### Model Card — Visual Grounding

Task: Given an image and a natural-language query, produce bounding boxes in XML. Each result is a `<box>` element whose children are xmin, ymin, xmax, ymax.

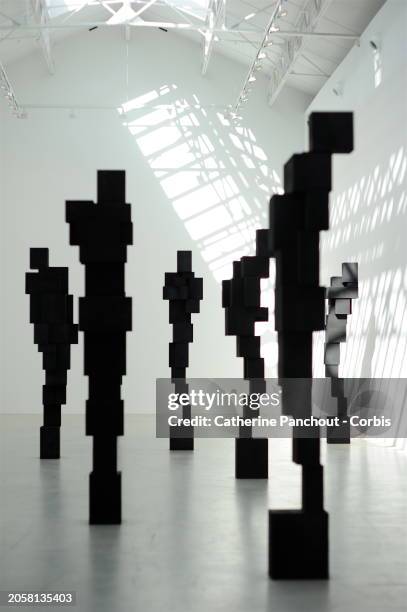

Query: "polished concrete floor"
<box><xmin>1</xmin><ymin>415</ymin><xmax>406</xmax><ymax>612</ymax></box>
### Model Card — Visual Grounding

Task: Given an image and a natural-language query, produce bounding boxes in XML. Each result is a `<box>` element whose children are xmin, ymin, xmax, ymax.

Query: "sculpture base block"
<box><xmin>40</xmin><ymin>425</ymin><xmax>60</xmax><ymax>459</ymax></box>
<box><xmin>235</xmin><ymin>438</ymin><xmax>268</xmax><ymax>479</ymax></box>
<box><xmin>170</xmin><ymin>437</ymin><xmax>194</xmax><ymax>451</ymax></box>
<box><xmin>269</xmin><ymin>509</ymin><xmax>329</xmax><ymax>579</ymax></box>
<box><xmin>89</xmin><ymin>471</ymin><xmax>121</xmax><ymax>525</ymax></box>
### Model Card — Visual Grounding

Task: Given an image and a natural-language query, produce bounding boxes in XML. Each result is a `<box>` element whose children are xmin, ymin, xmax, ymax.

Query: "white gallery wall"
<box><xmin>0</xmin><ymin>26</ymin><xmax>310</xmax><ymax>414</ymax></box>
<box><xmin>309</xmin><ymin>0</ymin><xmax>407</xmax><ymax>380</ymax></box>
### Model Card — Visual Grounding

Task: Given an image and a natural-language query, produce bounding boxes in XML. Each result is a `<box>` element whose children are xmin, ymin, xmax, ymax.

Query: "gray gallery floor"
<box><xmin>1</xmin><ymin>415</ymin><xmax>406</xmax><ymax>612</ymax></box>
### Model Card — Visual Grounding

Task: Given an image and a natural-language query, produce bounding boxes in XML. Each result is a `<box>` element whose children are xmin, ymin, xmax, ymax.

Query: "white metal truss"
<box><xmin>201</xmin><ymin>0</ymin><xmax>226</xmax><ymax>75</ymax></box>
<box><xmin>31</xmin><ymin>0</ymin><xmax>55</xmax><ymax>74</ymax></box>
<box><xmin>267</xmin><ymin>0</ymin><xmax>334</xmax><ymax>107</ymax></box>
<box><xmin>0</xmin><ymin>21</ymin><xmax>262</xmax><ymax>34</ymax></box>
<box><xmin>227</xmin><ymin>0</ymin><xmax>284</xmax><ymax>119</ymax></box>
<box><xmin>0</xmin><ymin>61</ymin><xmax>23</xmax><ymax>117</ymax></box>
<box><xmin>0</xmin><ymin>0</ymin><xmax>365</xmax><ymax>115</ymax></box>
<box><xmin>271</xmin><ymin>30</ymin><xmax>359</xmax><ymax>40</ymax></box>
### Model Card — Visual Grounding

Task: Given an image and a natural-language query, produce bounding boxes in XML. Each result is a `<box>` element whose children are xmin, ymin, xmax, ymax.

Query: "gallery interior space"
<box><xmin>0</xmin><ymin>0</ymin><xmax>406</xmax><ymax>611</ymax></box>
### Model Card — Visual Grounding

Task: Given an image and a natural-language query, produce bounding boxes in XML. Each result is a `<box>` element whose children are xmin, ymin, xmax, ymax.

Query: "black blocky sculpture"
<box><xmin>267</xmin><ymin>112</ymin><xmax>354</xmax><ymax>579</ymax></box>
<box><xmin>222</xmin><ymin>254</ymin><xmax>269</xmax><ymax>478</ymax></box>
<box><xmin>66</xmin><ymin>170</ymin><xmax>132</xmax><ymax>524</ymax></box>
<box><xmin>26</xmin><ymin>248</ymin><xmax>78</xmax><ymax>459</ymax></box>
<box><xmin>163</xmin><ymin>251</ymin><xmax>203</xmax><ymax>450</ymax></box>
<box><xmin>325</xmin><ymin>262</ymin><xmax>359</xmax><ymax>443</ymax></box>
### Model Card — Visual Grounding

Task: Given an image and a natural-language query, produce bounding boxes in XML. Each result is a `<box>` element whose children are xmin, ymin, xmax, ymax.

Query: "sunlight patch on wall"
<box><xmin>119</xmin><ymin>85</ymin><xmax>282</xmax><ymax>285</ymax></box>
<box><xmin>314</xmin><ymin>146</ymin><xmax>407</xmax><ymax>381</ymax></box>
<box><xmin>119</xmin><ymin>85</ymin><xmax>283</xmax><ymax>373</ymax></box>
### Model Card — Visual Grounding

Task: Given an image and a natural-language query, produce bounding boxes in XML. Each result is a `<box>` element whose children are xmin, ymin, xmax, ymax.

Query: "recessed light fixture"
<box><xmin>227</xmin><ymin>0</ymin><xmax>285</xmax><ymax>120</ymax></box>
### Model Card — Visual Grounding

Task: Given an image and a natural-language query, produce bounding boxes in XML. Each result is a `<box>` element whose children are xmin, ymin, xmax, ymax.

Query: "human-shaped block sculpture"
<box><xmin>66</xmin><ymin>170</ymin><xmax>132</xmax><ymax>524</ymax></box>
<box><xmin>267</xmin><ymin>112</ymin><xmax>354</xmax><ymax>579</ymax></box>
<box><xmin>222</xmin><ymin>255</ymin><xmax>269</xmax><ymax>478</ymax></box>
<box><xmin>325</xmin><ymin>262</ymin><xmax>359</xmax><ymax>443</ymax></box>
<box><xmin>26</xmin><ymin>248</ymin><xmax>78</xmax><ymax>459</ymax></box>
<box><xmin>163</xmin><ymin>251</ymin><xmax>203</xmax><ymax>450</ymax></box>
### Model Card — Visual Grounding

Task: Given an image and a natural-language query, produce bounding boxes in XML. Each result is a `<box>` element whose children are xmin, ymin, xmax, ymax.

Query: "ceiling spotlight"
<box><xmin>269</xmin><ymin>25</ymin><xmax>280</xmax><ymax>33</ymax></box>
<box><xmin>258</xmin><ymin>51</ymin><xmax>267</xmax><ymax>60</ymax></box>
<box><xmin>266</xmin><ymin>40</ymin><xmax>274</xmax><ymax>47</ymax></box>
<box><xmin>248</xmin><ymin>75</ymin><xmax>256</xmax><ymax>83</ymax></box>
<box><xmin>244</xmin><ymin>13</ymin><xmax>256</xmax><ymax>21</ymax></box>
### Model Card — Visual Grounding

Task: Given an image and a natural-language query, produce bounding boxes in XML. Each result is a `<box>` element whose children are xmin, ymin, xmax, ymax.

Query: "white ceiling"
<box><xmin>0</xmin><ymin>0</ymin><xmax>387</xmax><ymax>102</ymax></box>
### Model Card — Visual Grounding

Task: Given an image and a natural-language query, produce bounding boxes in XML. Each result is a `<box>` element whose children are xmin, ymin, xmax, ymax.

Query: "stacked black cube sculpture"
<box><xmin>325</xmin><ymin>262</ymin><xmax>359</xmax><ymax>443</ymax></box>
<box><xmin>222</xmin><ymin>256</ymin><xmax>269</xmax><ymax>478</ymax></box>
<box><xmin>163</xmin><ymin>251</ymin><xmax>203</xmax><ymax>450</ymax></box>
<box><xmin>26</xmin><ymin>248</ymin><xmax>78</xmax><ymax>459</ymax></box>
<box><xmin>66</xmin><ymin>170</ymin><xmax>132</xmax><ymax>524</ymax></box>
<box><xmin>266</xmin><ymin>112</ymin><xmax>354</xmax><ymax>579</ymax></box>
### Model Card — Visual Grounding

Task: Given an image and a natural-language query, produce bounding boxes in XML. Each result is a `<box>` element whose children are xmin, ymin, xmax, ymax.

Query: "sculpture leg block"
<box><xmin>169</xmin><ymin>437</ymin><xmax>194</xmax><ymax>451</ymax></box>
<box><xmin>40</xmin><ymin>425</ymin><xmax>60</xmax><ymax>459</ymax></box>
<box><xmin>235</xmin><ymin>438</ymin><xmax>268</xmax><ymax>479</ymax></box>
<box><xmin>89</xmin><ymin>471</ymin><xmax>121</xmax><ymax>525</ymax></box>
<box><xmin>268</xmin><ymin>509</ymin><xmax>329</xmax><ymax>579</ymax></box>
<box><xmin>327</xmin><ymin>421</ymin><xmax>350</xmax><ymax>444</ymax></box>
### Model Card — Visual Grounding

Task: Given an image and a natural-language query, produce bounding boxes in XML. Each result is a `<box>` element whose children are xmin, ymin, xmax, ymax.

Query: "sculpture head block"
<box><xmin>30</xmin><ymin>248</ymin><xmax>49</xmax><ymax>270</ymax></box>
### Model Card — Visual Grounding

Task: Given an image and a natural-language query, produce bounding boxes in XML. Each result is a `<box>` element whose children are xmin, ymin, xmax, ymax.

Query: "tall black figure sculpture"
<box><xmin>222</xmin><ymin>255</ymin><xmax>269</xmax><ymax>478</ymax></box>
<box><xmin>26</xmin><ymin>248</ymin><xmax>78</xmax><ymax>459</ymax></box>
<box><xmin>265</xmin><ymin>112</ymin><xmax>354</xmax><ymax>579</ymax></box>
<box><xmin>163</xmin><ymin>251</ymin><xmax>203</xmax><ymax>450</ymax></box>
<box><xmin>66</xmin><ymin>170</ymin><xmax>132</xmax><ymax>524</ymax></box>
<box><xmin>325</xmin><ymin>262</ymin><xmax>359</xmax><ymax>443</ymax></box>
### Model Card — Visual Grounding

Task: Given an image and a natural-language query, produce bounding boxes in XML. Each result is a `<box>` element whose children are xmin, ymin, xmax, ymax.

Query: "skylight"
<box><xmin>46</xmin><ymin>0</ymin><xmax>89</xmax><ymax>19</ymax></box>
<box><xmin>170</xmin><ymin>0</ymin><xmax>209</xmax><ymax>22</ymax></box>
<box><xmin>45</xmin><ymin>1</ymin><xmax>210</xmax><ymax>23</ymax></box>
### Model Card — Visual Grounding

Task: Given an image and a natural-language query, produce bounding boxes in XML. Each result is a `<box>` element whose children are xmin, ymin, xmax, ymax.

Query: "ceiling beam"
<box><xmin>31</xmin><ymin>0</ymin><xmax>55</xmax><ymax>74</ymax></box>
<box><xmin>0</xmin><ymin>22</ymin><xmax>263</xmax><ymax>35</ymax></box>
<box><xmin>202</xmin><ymin>0</ymin><xmax>226</xmax><ymax>75</ymax></box>
<box><xmin>271</xmin><ymin>30</ymin><xmax>359</xmax><ymax>40</ymax></box>
<box><xmin>267</xmin><ymin>0</ymin><xmax>335</xmax><ymax>107</ymax></box>
<box><xmin>0</xmin><ymin>20</ymin><xmax>361</xmax><ymax>41</ymax></box>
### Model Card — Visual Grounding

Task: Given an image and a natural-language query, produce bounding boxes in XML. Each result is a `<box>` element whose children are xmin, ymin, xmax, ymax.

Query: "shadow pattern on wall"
<box><xmin>119</xmin><ymin>85</ymin><xmax>282</xmax><ymax>374</ymax></box>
